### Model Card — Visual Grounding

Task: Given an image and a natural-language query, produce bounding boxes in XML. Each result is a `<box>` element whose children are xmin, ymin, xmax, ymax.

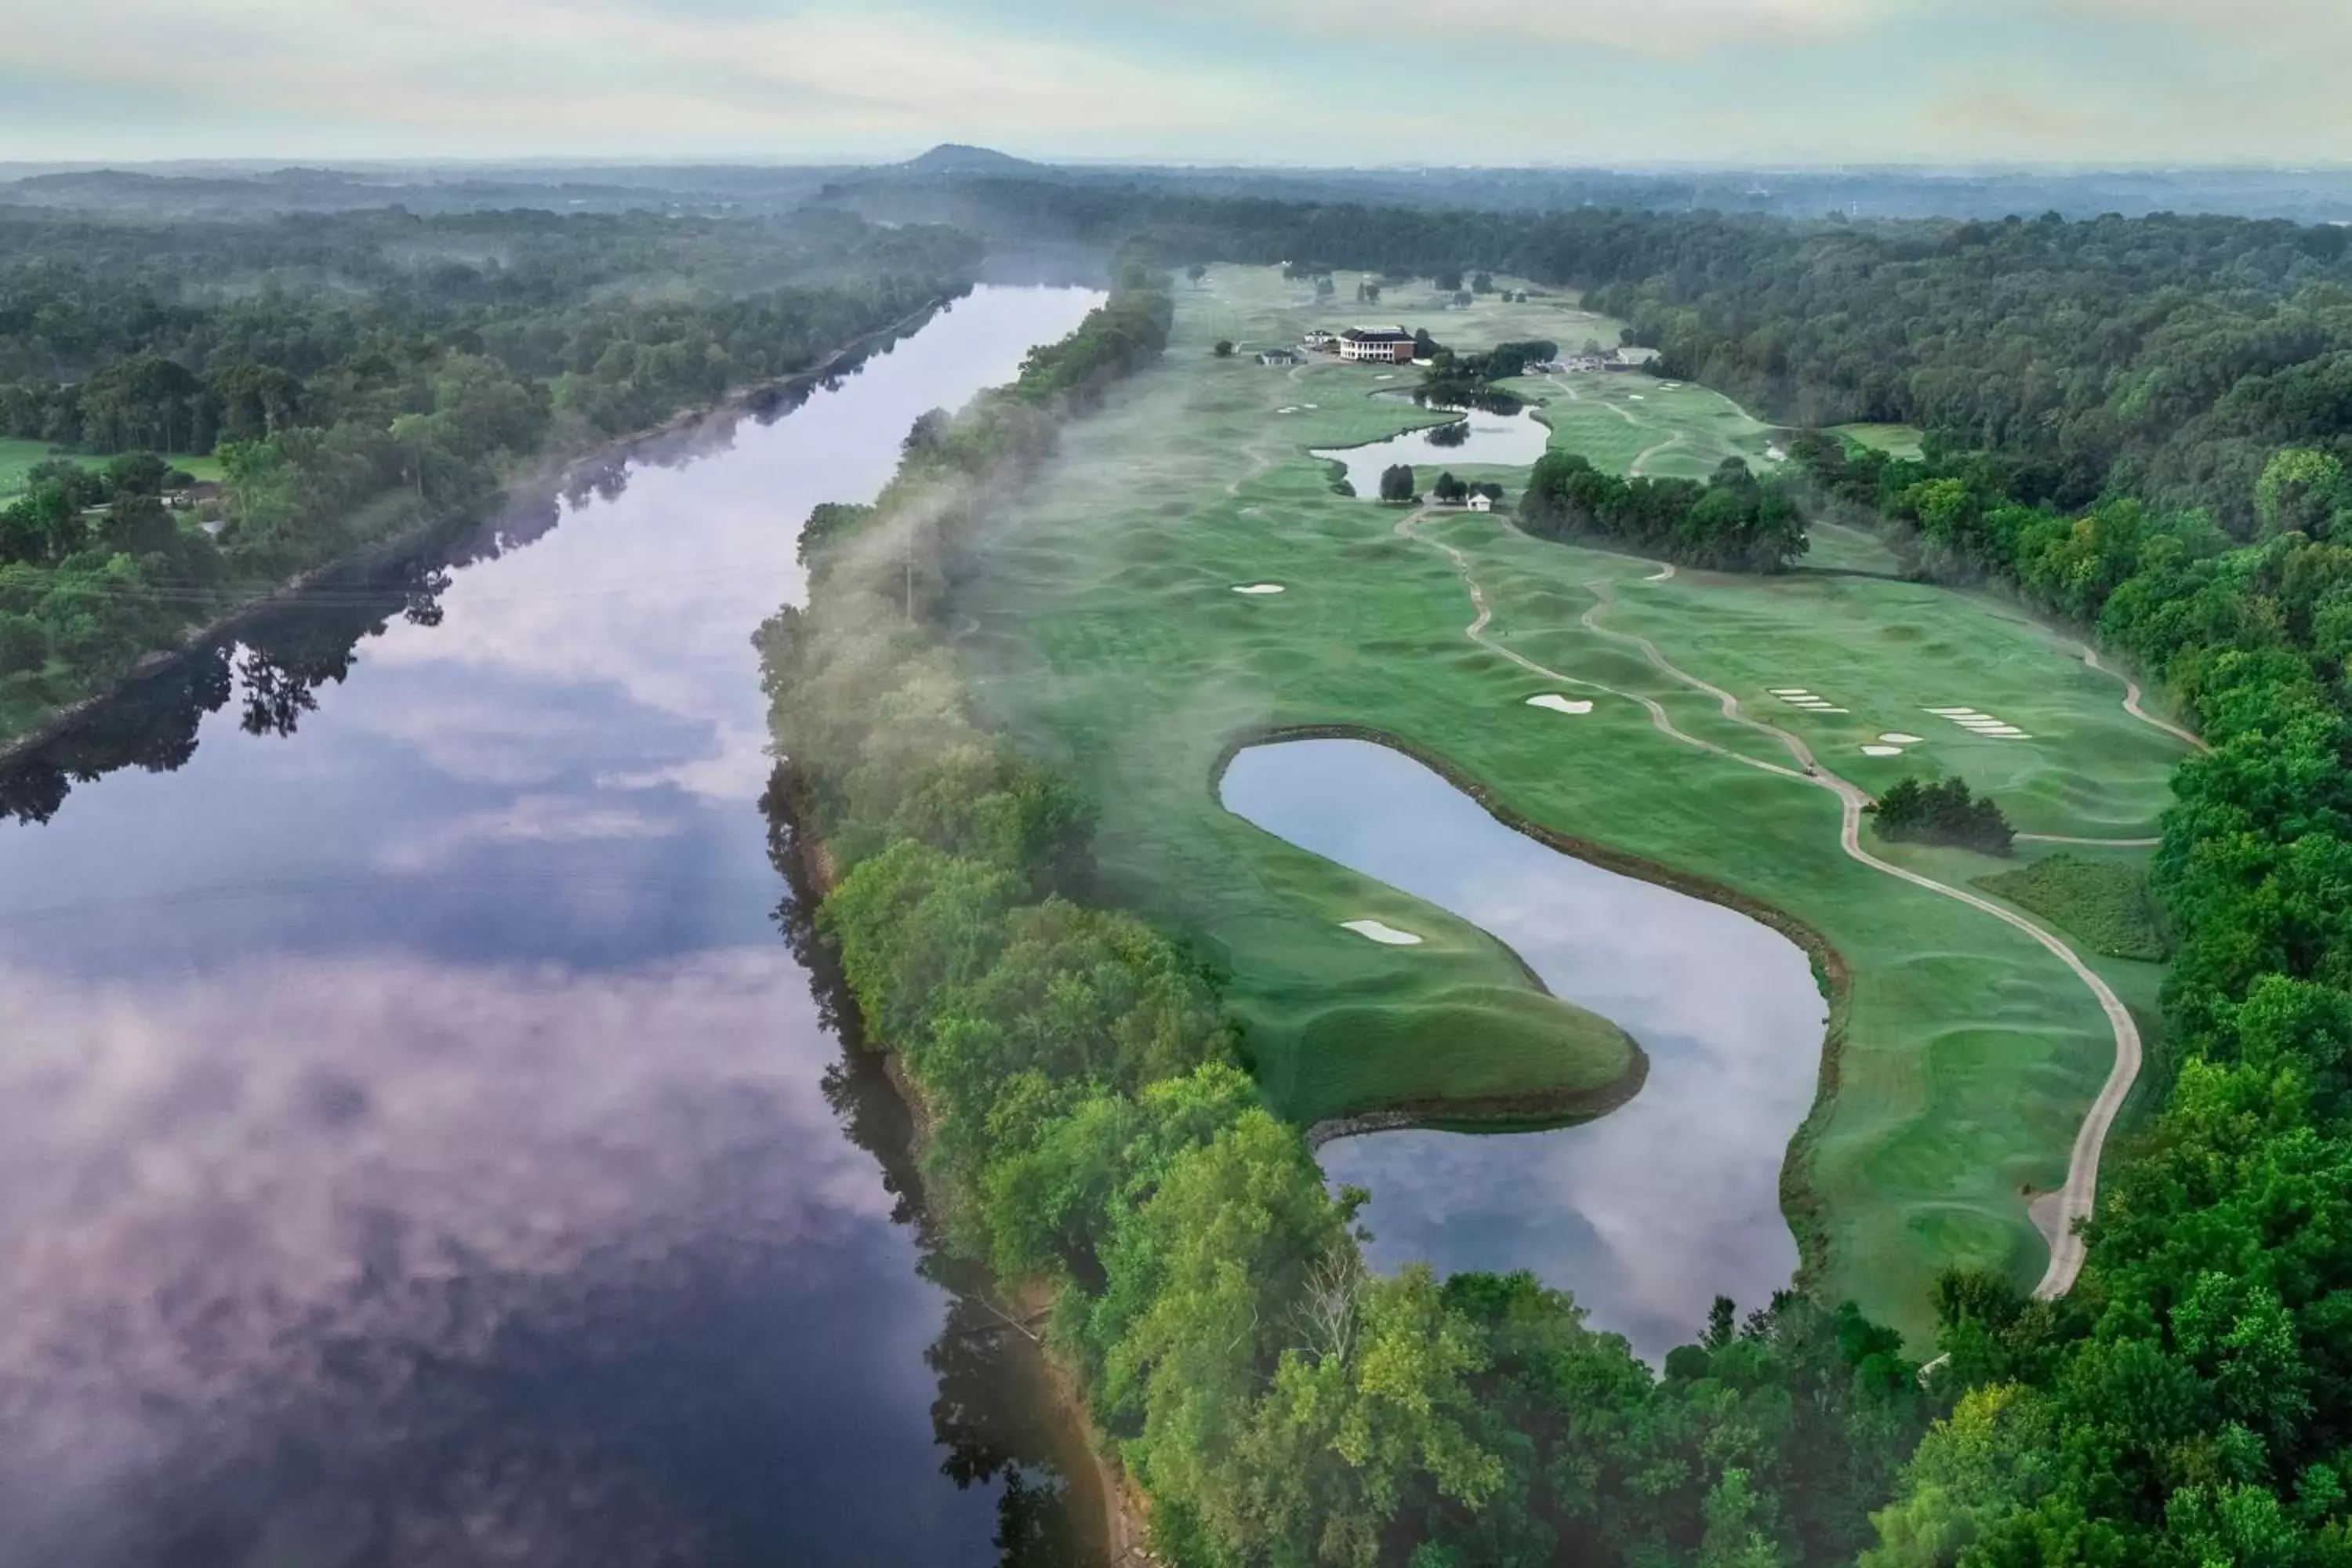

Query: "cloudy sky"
<box><xmin>4</xmin><ymin>0</ymin><xmax>2348</xmax><ymax>166</ymax></box>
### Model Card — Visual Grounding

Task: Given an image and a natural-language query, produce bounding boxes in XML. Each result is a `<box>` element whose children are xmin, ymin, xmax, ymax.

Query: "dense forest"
<box><xmin>764</xmin><ymin>256</ymin><xmax>1929</xmax><ymax>1568</ymax></box>
<box><xmin>0</xmin><ymin>205</ymin><xmax>978</xmax><ymax>742</ymax></box>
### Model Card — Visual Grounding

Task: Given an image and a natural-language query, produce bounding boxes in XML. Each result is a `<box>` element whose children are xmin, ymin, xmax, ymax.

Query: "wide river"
<box><xmin>1221</xmin><ymin>739</ymin><xmax>1830</xmax><ymax>1360</ymax></box>
<box><xmin>0</xmin><ymin>286</ymin><xmax>1102</xmax><ymax>1568</ymax></box>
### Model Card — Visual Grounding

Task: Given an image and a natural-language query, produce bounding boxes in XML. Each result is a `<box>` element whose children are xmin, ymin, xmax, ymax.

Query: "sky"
<box><xmin>5</xmin><ymin>0</ymin><xmax>2350</xmax><ymax>168</ymax></box>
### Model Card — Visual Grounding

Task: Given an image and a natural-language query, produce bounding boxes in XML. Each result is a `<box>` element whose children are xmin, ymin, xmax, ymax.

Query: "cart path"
<box><xmin>1396</xmin><ymin>511</ymin><xmax>2138</xmax><ymax>1299</ymax></box>
<box><xmin>2074</xmin><ymin>640</ymin><xmax>2208</xmax><ymax>752</ymax></box>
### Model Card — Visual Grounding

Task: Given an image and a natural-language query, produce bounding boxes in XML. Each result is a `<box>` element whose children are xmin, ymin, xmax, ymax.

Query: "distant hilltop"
<box><xmin>898</xmin><ymin>144</ymin><xmax>1041</xmax><ymax>176</ymax></box>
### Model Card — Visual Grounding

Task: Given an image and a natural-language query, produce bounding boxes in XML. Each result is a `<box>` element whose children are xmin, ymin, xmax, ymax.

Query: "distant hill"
<box><xmin>898</xmin><ymin>144</ymin><xmax>1040</xmax><ymax>176</ymax></box>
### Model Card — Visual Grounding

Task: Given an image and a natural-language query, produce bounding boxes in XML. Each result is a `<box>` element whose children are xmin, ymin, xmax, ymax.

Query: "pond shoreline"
<box><xmin>1211</xmin><ymin>720</ymin><xmax>1853</xmax><ymax>1293</ymax></box>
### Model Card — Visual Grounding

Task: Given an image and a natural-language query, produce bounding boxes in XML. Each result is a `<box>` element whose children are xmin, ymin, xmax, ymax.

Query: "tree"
<box><xmin>2256</xmin><ymin>449</ymin><xmax>2352</xmax><ymax>540</ymax></box>
<box><xmin>1212</xmin><ymin>339</ymin><xmax>1236</xmax><ymax>358</ymax></box>
<box><xmin>1432</xmin><ymin>471</ymin><xmax>1468</xmax><ymax>504</ymax></box>
<box><xmin>1472</xmin><ymin>270</ymin><xmax>1496</xmax><ymax>295</ymax></box>
<box><xmin>1315</xmin><ymin>275</ymin><xmax>1337</xmax><ymax>301</ymax></box>
<box><xmin>1380</xmin><ymin>463</ymin><xmax>1416</xmax><ymax>503</ymax></box>
<box><xmin>1186</xmin><ymin>263</ymin><xmax>1208</xmax><ymax>288</ymax></box>
<box><xmin>1434</xmin><ymin>269</ymin><xmax>1464</xmax><ymax>292</ymax></box>
<box><xmin>1870</xmin><ymin>777</ymin><xmax>2014</xmax><ymax>854</ymax></box>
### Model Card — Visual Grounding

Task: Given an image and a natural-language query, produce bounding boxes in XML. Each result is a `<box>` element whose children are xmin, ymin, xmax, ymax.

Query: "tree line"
<box><xmin>1521</xmin><ymin>452</ymin><xmax>1810</xmax><ymax>572</ymax></box>
<box><xmin>763</xmin><ymin>250</ymin><xmax>1929</xmax><ymax>1568</ymax></box>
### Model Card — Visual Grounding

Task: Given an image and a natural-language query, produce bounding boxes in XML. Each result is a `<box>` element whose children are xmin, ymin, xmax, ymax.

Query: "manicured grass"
<box><xmin>1833</xmin><ymin>423</ymin><xmax>1927</xmax><ymax>460</ymax></box>
<box><xmin>0</xmin><ymin>438</ymin><xmax>61</xmax><ymax>498</ymax></box>
<box><xmin>0</xmin><ymin>441</ymin><xmax>226</xmax><ymax>500</ymax></box>
<box><xmin>1977</xmin><ymin>851</ymin><xmax>2171</xmax><ymax>963</ymax></box>
<box><xmin>960</xmin><ymin>265</ymin><xmax>2184</xmax><ymax>1340</ymax></box>
<box><xmin>1517</xmin><ymin>369</ymin><xmax>1788</xmax><ymax>481</ymax></box>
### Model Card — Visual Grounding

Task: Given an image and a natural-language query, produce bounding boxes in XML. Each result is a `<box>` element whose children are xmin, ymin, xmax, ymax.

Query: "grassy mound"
<box><xmin>1976</xmin><ymin>853</ymin><xmax>2170</xmax><ymax>963</ymax></box>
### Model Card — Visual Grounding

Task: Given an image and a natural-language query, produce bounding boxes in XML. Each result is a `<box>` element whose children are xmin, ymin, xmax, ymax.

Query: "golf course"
<box><xmin>957</xmin><ymin>264</ymin><xmax>2191</xmax><ymax>1341</ymax></box>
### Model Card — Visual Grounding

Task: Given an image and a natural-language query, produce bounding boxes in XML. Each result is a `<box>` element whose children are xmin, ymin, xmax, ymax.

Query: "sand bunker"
<box><xmin>1769</xmin><ymin>688</ymin><xmax>1810</xmax><ymax>696</ymax></box>
<box><xmin>1342</xmin><ymin>920</ymin><xmax>1423</xmax><ymax>946</ymax></box>
<box><xmin>1232</xmin><ymin>583</ymin><xmax>1287</xmax><ymax>595</ymax></box>
<box><xmin>1879</xmin><ymin>732</ymin><xmax>1925</xmax><ymax>745</ymax></box>
<box><xmin>1926</xmin><ymin>707</ymin><xmax>1978</xmax><ymax>717</ymax></box>
<box><xmin>1527</xmin><ymin>695</ymin><xmax>1595</xmax><ymax>715</ymax></box>
<box><xmin>1276</xmin><ymin>406</ymin><xmax>1300</xmax><ymax>415</ymax></box>
<box><xmin>1629</xmin><ymin>394</ymin><xmax>1646</xmax><ymax>401</ymax></box>
<box><xmin>1861</xmin><ymin>746</ymin><xmax>1904</xmax><ymax>757</ymax></box>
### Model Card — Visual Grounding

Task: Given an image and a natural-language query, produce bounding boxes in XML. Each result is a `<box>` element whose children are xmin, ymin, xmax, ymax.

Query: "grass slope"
<box><xmin>0</xmin><ymin>438</ymin><xmax>227</xmax><ymax>500</ymax></box>
<box><xmin>960</xmin><ymin>265</ymin><xmax>2183</xmax><ymax>1339</ymax></box>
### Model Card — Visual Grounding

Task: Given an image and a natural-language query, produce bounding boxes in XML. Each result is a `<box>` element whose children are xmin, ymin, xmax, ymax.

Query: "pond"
<box><xmin>1312</xmin><ymin>402</ymin><xmax>1554</xmax><ymax>497</ymax></box>
<box><xmin>1218</xmin><ymin>738</ymin><xmax>1828</xmax><ymax>1360</ymax></box>
<box><xmin>0</xmin><ymin>286</ymin><xmax>1105</xmax><ymax>1567</ymax></box>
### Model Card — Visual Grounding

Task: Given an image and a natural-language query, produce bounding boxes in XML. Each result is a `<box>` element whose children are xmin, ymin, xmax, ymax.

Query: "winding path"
<box><xmin>1394</xmin><ymin>510</ymin><xmax>2140</xmax><ymax>1298</ymax></box>
<box><xmin>2074</xmin><ymin>641</ymin><xmax>2209</xmax><ymax>753</ymax></box>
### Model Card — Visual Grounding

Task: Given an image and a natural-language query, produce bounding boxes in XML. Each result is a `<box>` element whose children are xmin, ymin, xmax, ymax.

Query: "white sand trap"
<box><xmin>1527</xmin><ymin>695</ymin><xmax>1595</xmax><ymax>715</ymax></box>
<box><xmin>1769</xmin><ymin>688</ymin><xmax>1811</xmax><ymax>696</ymax></box>
<box><xmin>1926</xmin><ymin>707</ymin><xmax>1979</xmax><ymax>717</ymax></box>
<box><xmin>1276</xmin><ymin>406</ymin><xmax>1300</xmax><ymax>415</ymax></box>
<box><xmin>1302</xmin><ymin>403</ymin><xmax>1319</xmax><ymax>408</ymax></box>
<box><xmin>1980</xmin><ymin>726</ymin><xmax>2029</xmax><ymax>736</ymax></box>
<box><xmin>1861</xmin><ymin>746</ymin><xmax>1905</xmax><ymax>757</ymax></box>
<box><xmin>1628</xmin><ymin>394</ymin><xmax>1646</xmax><ymax>401</ymax></box>
<box><xmin>1375</xmin><ymin>374</ymin><xmax>1396</xmax><ymax>381</ymax></box>
<box><xmin>1810</xmin><ymin>707</ymin><xmax>1851</xmax><ymax>714</ymax></box>
<box><xmin>1342</xmin><ymin>920</ymin><xmax>1423</xmax><ymax>946</ymax></box>
<box><xmin>1232</xmin><ymin>583</ymin><xmax>1287</xmax><ymax>595</ymax></box>
<box><xmin>1958</xmin><ymin>717</ymin><xmax>2010</xmax><ymax>729</ymax></box>
<box><xmin>1879</xmin><ymin>733</ymin><xmax>1925</xmax><ymax>745</ymax></box>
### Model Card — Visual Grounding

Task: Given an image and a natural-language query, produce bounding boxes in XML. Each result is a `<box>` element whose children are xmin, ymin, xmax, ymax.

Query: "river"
<box><xmin>1220</xmin><ymin>737</ymin><xmax>1829</xmax><ymax>1360</ymax></box>
<box><xmin>0</xmin><ymin>285</ymin><xmax>1102</xmax><ymax>1568</ymax></box>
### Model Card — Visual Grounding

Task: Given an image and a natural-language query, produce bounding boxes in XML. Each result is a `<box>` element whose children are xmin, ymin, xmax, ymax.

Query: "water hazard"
<box><xmin>1313</xmin><ymin>402</ymin><xmax>1553</xmax><ymax>496</ymax></box>
<box><xmin>0</xmin><ymin>286</ymin><xmax>1102</xmax><ymax>1568</ymax></box>
<box><xmin>1218</xmin><ymin>738</ymin><xmax>1828</xmax><ymax>1360</ymax></box>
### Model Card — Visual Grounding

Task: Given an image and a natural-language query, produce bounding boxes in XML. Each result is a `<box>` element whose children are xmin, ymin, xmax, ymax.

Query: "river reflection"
<box><xmin>1219</xmin><ymin>738</ymin><xmax>1828</xmax><ymax>1360</ymax></box>
<box><xmin>0</xmin><ymin>285</ymin><xmax>1102</xmax><ymax>1567</ymax></box>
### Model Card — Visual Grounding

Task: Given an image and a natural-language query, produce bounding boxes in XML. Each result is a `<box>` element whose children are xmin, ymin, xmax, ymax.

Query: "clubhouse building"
<box><xmin>1337</xmin><ymin>326</ymin><xmax>1416</xmax><ymax>364</ymax></box>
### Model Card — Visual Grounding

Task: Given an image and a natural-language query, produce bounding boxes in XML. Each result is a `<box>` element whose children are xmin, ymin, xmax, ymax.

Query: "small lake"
<box><xmin>1218</xmin><ymin>738</ymin><xmax>1828</xmax><ymax>1359</ymax></box>
<box><xmin>1312</xmin><ymin>404</ymin><xmax>1554</xmax><ymax>497</ymax></box>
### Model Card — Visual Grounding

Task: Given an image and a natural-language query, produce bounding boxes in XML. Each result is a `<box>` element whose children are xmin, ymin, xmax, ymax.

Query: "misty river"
<box><xmin>0</xmin><ymin>285</ymin><xmax>1103</xmax><ymax>1568</ymax></box>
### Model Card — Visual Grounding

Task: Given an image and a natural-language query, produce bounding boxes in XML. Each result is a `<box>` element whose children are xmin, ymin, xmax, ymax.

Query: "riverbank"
<box><xmin>779</xmin><ymin>772</ymin><xmax>1149</xmax><ymax>1566</ymax></box>
<box><xmin>0</xmin><ymin>292</ymin><xmax>962</xmax><ymax>773</ymax></box>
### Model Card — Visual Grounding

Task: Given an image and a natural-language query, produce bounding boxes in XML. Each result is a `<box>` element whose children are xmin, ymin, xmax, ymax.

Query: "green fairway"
<box><xmin>960</xmin><ymin>265</ymin><xmax>2187</xmax><ymax>1339</ymax></box>
<box><xmin>0</xmin><ymin>438</ymin><xmax>61</xmax><ymax>498</ymax></box>
<box><xmin>1517</xmin><ymin>368</ymin><xmax>1788</xmax><ymax>481</ymax></box>
<box><xmin>0</xmin><ymin>440</ymin><xmax>227</xmax><ymax>500</ymax></box>
<box><xmin>1833</xmin><ymin>422</ymin><xmax>1927</xmax><ymax>460</ymax></box>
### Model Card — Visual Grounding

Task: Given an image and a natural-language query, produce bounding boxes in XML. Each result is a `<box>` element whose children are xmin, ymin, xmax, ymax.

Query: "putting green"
<box><xmin>960</xmin><ymin>266</ymin><xmax>2182</xmax><ymax>1340</ymax></box>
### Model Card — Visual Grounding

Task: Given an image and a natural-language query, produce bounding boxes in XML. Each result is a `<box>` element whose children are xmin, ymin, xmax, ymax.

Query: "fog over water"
<box><xmin>0</xmin><ymin>285</ymin><xmax>1101</xmax><ymax>1567</ymax></box>
<box><xmin>1221</xmin><ymin>738</ymin><xmax>1829</xmax><ymax>1360</ymax></box>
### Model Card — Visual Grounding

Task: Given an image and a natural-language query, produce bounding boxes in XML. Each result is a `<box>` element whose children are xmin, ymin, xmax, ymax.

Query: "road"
<box><xmin>1395</xmin><ymin>511</ymin><xmax>2165</xmax><ymax>1298</ymax></box>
